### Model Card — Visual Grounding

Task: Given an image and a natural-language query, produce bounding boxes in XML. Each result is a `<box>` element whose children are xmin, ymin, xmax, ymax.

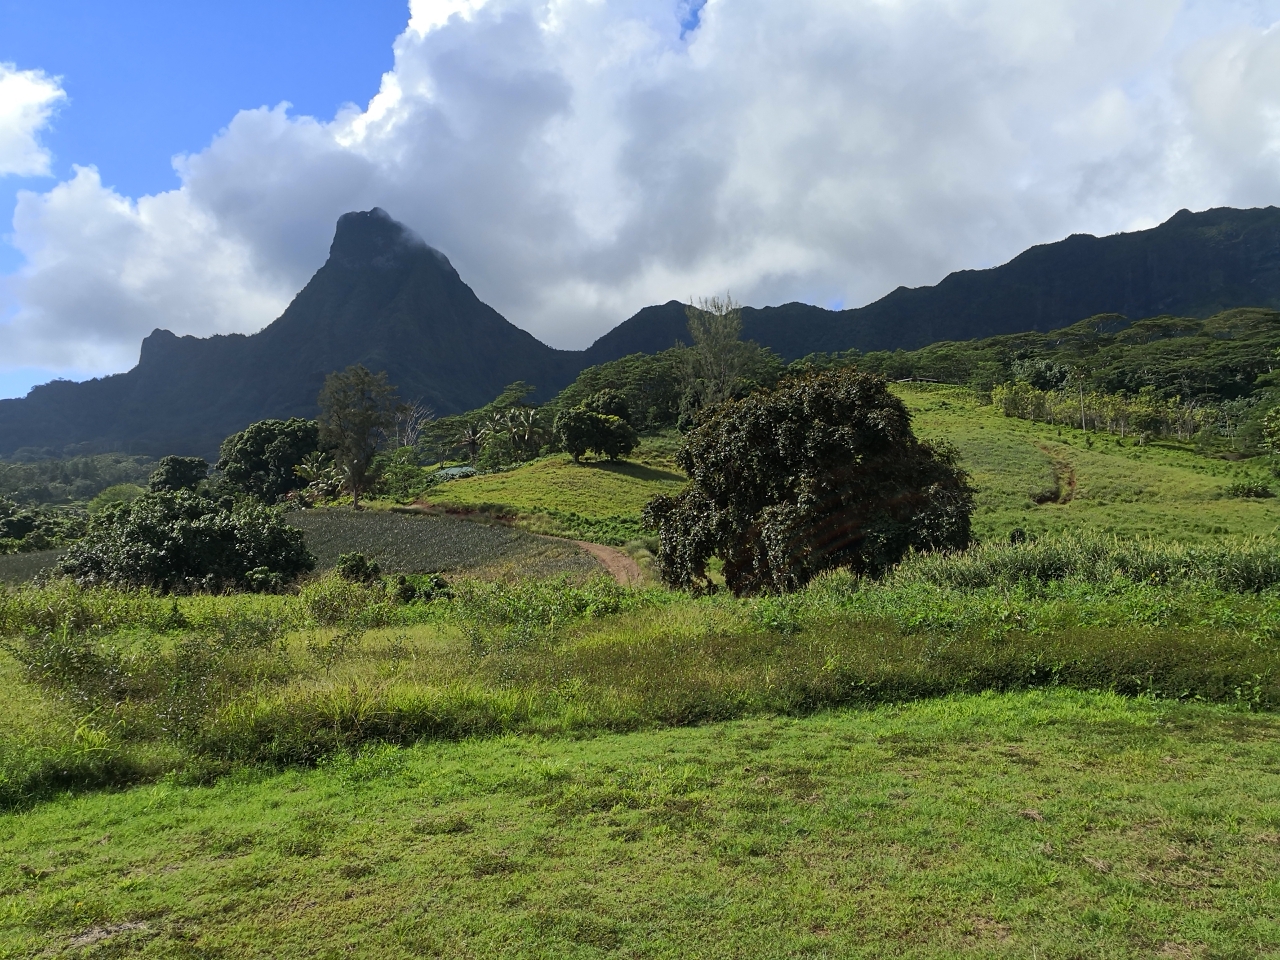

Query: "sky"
<box><xmin>2</xmin><ymin>0</ymin><xmax>1280</xmax><ymax>399</ymax></box>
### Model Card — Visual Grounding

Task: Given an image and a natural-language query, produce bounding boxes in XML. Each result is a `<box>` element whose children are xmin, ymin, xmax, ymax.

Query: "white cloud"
<box><xmin>6</xmin><ymin>0</ymin><xmax>1280</xmax><ymax>375</ymax></box>
<box><xmin>0</xmin><ymin>63</ymin><xmax>65</xmax><ymax>177</ymax></box>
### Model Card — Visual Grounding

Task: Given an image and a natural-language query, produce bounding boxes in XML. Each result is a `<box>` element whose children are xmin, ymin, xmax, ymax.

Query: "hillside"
<box><xmin>0</xmin><ymin>210</ymin><xmax>582</xmax><ymax>459</ymax></box>
<box><xmin>5</xmin><ymin>205</ymin><xmax>1280</xmax><ymax>460</ymax></box>
<box><xmin>590</xmin><ymin>205</ymin><xmax>1280</xmax><ymax>359</ymax></box>
<box><xmin>420</xmin><ymin>385</ymin><xmax>1280</xmax><ymax>546</ymax></box>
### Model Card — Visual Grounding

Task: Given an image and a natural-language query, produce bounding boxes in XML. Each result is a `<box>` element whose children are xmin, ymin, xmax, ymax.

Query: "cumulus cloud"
<box><xmin>0</xmin><ymin>63</ymin><xmax>64</xmax><ymax>177</ymax></box>
<box><xmin>5</xmin><ymin>0</ymin><xmax>1280</xmax><ymax>375</ymax></box>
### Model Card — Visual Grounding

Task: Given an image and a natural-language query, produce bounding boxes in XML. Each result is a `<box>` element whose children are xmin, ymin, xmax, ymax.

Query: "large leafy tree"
<box><xmin>148</xmin><ymin>456</ymin><xmax>209</xmax><ymax>493</ymax></box>
<box><xmin>643</xmin><ymin>369</ymin><xmax>974</xmax><ymax>595</ymax></box>
<box><xmin>55</xmin><ymin>491</ymin><xmax>314</xmax><ymax>593</ymax></box>
<box><xmin>216</xmin><ymin>418</ymin><xmax>320</xmax><ymax>503</ymax></box>
<box><xmin>317</xmin><ymin>365</ymin><xmax>401</xmax><ymax>509</ymax></box>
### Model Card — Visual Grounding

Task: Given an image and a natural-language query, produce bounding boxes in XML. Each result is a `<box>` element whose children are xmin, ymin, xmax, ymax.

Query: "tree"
<box><xmin>553</xmin><ymin>407</ymin><xmax>637</xmax><ymax>463</ymax></box>
<box><xmin>216</xmin><ymin>418</ymin><xmax>320</xmax><ymax>502</ymax></box>
<box><xmin>582</xmin><ymin>388</ymin><xmax>631</xmax><ymax>423</ymax></box>
<box><xmin>148</xmin><ymin>456</ymin><xmax>209</xmax><ymax>493</ymax></box>
<box><xmin>317</xmin><ymin>365</ymin><xmax>401</xmax><ymax>509</ymax></box>
<box><xmin>682</xmin><ymin>295</ymin><xmax>752</xmax><ymax>412</ymax></box>
<box><xmin>642</xmin><ymin>369</ymin><xmax>974</xmax><ymax>596</ymax></box>
<box><xmin>55</xmin><ymin>491</ymin><xmax>314</xmax><ymax>593</ymax></box>
<box><xmin>390</xmin><ymin>400</ymin><xmax>436</xmax><ymax>450</ymax></box>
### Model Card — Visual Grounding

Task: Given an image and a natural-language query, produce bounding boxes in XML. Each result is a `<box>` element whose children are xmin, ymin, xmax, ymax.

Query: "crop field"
<box><xmin>284</xmin><ymin>508</ymin><xmax>595</xmax><ymax>577</ymax></box>
<box><xmin>0</xmin><ymin>550</ymin><xmax>59</xmax><ymax>585</ymax></box>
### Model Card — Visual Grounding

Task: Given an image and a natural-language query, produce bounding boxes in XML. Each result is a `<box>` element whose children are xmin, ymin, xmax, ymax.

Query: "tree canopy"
<box><xmin>317</xmin><ymin>365</ymin><xmax>401</xmax><ymax>509</ymax></box>
<box><xmin>643</xmin><ymin>369</ymin><xmax>974</xmax><ymax>595</ymax></box>
<box><xmin>148</xmin><ymin>456</ymin><xmax>209</xmax><ymax>493</ymax></box>
<box><xmin>216</xmin><ymin>418</ymin><xmax>320</xmax><ymax>503</ymax></box>
<box><xmin>55</xmin><ymin>491</ymin><xmax>314</xmax><ymax>593</ymax></box>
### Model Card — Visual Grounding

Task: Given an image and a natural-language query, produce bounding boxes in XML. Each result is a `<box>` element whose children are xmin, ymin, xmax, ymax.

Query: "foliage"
<box><xmin>550</xmin><ymin>350</ymin><xmax>686</xmax><ymax>430</ymax></box>
<box><xmin>148</xmin><ymin>455</ymin><xmax>209</xmax><ymax>493</ymax></box>
<box><xmin>87</xmin><ymin>482</ymin><xmax>146</xmax><ymax>515</ymax></box>
<box><xmin>371</xmin><ymin>446</ymin><xmax>435</xmax><ymax>503</ymax></box>
<box><xmin>645</xmin><ymin>370</ymin><xmax>974</xmax><ymax>594</ymax></box>
<box><xmin>336</xmin><ymin>552</ymin><xmax>381</xmax><ymax>583</ymax></box>
<box><xmin>318</xmin><ymin>365</ymin><xmax>402</xmax><ymax>509</ymax></box>
<box><xmin>0</xmin><ymin>453</ymin><xmax>156</xmax><ymax>506</ymax></box>
<box><xmin>553</xmin><ymin>406</ymin><xmax>638</xmax><ymax>463</ymax></box>
<box><xmin>53</xmin><ymin>491</ymin><xmax>314</xmax><ymax>593</ymax></box>
<box><xmin>992</xmin><ymin>380</ymin><xmax>1213</xmax><ymax>442</ymax></box>
<box><xmin>216</xmin><ymin>418</ymin><xmax>320</xmax><ymax>503</ymax></box>
<box><xmin>0</xmin><ymin>497</ymin><xmax>86</xmax><ymax>554</ymax></box>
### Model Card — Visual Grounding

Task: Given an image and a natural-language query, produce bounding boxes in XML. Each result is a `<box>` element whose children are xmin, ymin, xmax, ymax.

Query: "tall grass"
<box><xmin>891</xmin><ymin>531</ymin><xmax>1280</xmax><ymax>592</ymax></box>
<box><xmin>3</xmin><ymin>534</ymin><xmax>1280</xmax><ymax>804</ymax></box>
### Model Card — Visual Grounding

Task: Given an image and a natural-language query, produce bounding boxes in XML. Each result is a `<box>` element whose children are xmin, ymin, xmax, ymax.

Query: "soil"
<box><xmin>574</xmin><ymin>540</ymin><xmax>643</xmax><ymax>586</ymax></box>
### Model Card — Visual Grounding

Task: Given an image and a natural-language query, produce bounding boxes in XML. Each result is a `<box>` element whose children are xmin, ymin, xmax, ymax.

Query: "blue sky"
<box><xmin>0</xmin><ymin>0</ymin><xmax>406</xmax><ymax>269</ymax></box>
<box><xmin>2</xmin><ymin>1</ymin><xmax>1280</xmax><ymax>402</ymax></box>
<box><xmin>0</xmin><ymin>1</ymin><xmax>408</xmax><ymax>398</ymax></box>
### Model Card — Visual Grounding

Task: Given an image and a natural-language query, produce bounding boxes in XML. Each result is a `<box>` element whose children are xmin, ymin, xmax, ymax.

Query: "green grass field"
<box><xmin>7</xmin><ymin>389</ymin><xmax>1280</xmax><ymax>957</ymax></box>
<box><xmin>902</xmin><ymin>384</ymin><xmax>1280</xmax><ymax>543</ymax></box>
<box><xmin>4</xmin><ymin>690</ymin><xmax>1278</xmax><ymax>958</ymax></box>
<box><xmin>420</xmin><ymin>386</ymin><xmax>1280</xmax><ymax>547</ymax></box>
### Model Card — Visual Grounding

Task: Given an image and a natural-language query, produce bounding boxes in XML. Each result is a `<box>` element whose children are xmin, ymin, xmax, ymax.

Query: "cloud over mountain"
<box><xmin>4</xmin><ymin>0</ymin><xmax>1280</xmax><ymax>376</ymax></box>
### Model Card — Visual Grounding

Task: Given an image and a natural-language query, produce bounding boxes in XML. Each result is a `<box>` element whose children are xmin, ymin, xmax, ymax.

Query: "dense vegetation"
<box><xmin>646</xmin><ymin>370</ymin><xmax>974</xmax><ymax>594</ymax></box>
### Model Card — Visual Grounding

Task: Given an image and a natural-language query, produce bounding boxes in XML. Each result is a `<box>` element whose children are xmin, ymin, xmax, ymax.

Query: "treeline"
<box><xmin>990</xmin><ymin>382</ymin><xmax>1218</xmax><ymax>442</ymax></box>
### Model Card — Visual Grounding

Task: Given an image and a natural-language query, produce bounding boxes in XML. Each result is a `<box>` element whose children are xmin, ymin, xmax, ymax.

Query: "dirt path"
<box><xmin>574</xmin><ymin>540</ymin><xmax>644</xmax><ymax>586</ymax></box>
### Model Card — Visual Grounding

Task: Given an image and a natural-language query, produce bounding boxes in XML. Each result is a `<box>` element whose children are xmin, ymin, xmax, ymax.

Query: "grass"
<box><xmin>901</xmin><ymin>384</ymin><xmax>1280</xmax><ymax>542</ymax></box>
<box><xmin>420</xmin><ymin>387</ymin><xmax>1280</xmax><ymax>548</ymax></box>
<box><xmin>3</xmin><ymin>689</ymin><xmax>1279</xmax><ymax>958</ymax></box>
<box><xmin>426</xmin><ymin>440</ymin><xmax>686</xmax><ymax>544</ymax></box>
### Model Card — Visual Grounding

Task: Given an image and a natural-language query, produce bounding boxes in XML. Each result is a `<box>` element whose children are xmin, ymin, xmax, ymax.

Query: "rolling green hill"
<box><xmin>421</xmin><ymin>384</ymin><xmax>1280</xmax><ymax>546</ymax></box>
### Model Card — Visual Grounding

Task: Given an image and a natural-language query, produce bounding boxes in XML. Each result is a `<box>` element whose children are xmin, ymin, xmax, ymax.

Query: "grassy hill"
<box><xmin>422</xmin><ymin>384</ymin><xmax>1280</xmax><ymax>546</ymax></box>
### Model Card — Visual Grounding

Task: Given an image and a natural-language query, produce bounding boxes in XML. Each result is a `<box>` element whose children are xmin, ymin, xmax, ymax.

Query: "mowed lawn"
<box><xmin>3</xmin><ymin>690</ymin><xmax>1278</xmax><ymax>958</ymax></box>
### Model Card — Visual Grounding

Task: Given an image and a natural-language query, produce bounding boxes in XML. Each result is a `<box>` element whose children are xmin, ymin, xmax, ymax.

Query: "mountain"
<box><xmin>588</xmin><ymin>205</ymin><xmax>1280</xmax><ymax>359</ymax></box>
<box><xmin>0</xmin><ymin>210</ymin><xmax>581</xmax><ymax>459</ymax></box>
<box><xmin>3</xmin><ymin>204</ymin><xmax>1280</xmax><ymax>459</ymax></box>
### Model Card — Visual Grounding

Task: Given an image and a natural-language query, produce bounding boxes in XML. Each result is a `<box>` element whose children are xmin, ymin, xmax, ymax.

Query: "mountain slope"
<box><xmin>586</xmin><ymin>206</ymin><xmax>1280</xmax><ymax>360</ymax></box>
<box><xmin>0</xmin><ymin>210</ymin><xmax>581</xmax><ymax>458</ymax></box>
<box><xmin>4</xmin><ymin>204</ymin><xmax>1280</xmax><ymax>459</ymax></box>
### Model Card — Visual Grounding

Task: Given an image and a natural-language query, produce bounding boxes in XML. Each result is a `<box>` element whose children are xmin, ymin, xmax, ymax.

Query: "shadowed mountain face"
<box><xmin>3</xmin><ymin>204</ymin><xmax>1280</xmax><ymax>459</ymax></box>
<box><xmin>587</xmin><ymin>205</ymin><xmax>1280</xmax><ymax>360</ymax></box>
<box><xmin>0</xmin><ymin>210</ymin><xmax>582</xmax><ymax>458</ymax></box>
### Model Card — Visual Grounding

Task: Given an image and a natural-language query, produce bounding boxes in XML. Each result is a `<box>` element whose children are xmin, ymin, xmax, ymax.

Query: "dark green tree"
<box><xmin>55</xmin><ymin>491</ymin><xmax>314</xmax><ymax>593</ymax></box>
<box><xmin>148</xmin><ymin>456</ymin><xmax>209</xmax><ymax>493</ymax></box>
<box><xmin>216</xmin><ymin>418</ymin><xmax>320</xmax><ymax>502</ymax></box>
<box><xmin>318</xmin><ymin>365</ymin><xmax>401</xmax><ymax>509</ymax></box>
<box><xmin>553</xmin><ymin>407</ymin><xmax>638</xmax><ymax>463</ymax></box>
<box><xmin>643</xmin><ymin>369</ymin><xmax>974</xmax><ymax>595</ymax></box>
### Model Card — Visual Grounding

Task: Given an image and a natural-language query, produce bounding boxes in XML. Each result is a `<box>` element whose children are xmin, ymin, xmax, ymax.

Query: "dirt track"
<box><xmin>574</xmin><ymin>541</ymin><xmax>643</xmax><ymax>586</ymax></box>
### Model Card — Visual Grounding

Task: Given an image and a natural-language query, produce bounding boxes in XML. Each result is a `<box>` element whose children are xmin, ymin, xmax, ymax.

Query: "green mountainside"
<box><xmin>4</xmin><ymin>205</ymin><xmax>1280</xmax><ymax>460</ymax></box>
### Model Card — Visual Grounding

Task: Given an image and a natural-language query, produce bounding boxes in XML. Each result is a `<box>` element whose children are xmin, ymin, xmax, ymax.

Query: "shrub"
<box><xmin>54</xmin><ymin>491</ymin><xmax>314</xmax><ymax>593</ymax></box>
<box><xmin>87</xmin><ymin>483</ymin><xmax>146</xmax><ymax>515</ymax></box>
<box><xmin>644</xmin><ymin>368</ymin><xmax>974</xmax><ymax>595</ymax></box>
<box><xmin>553</xmin><ymin>408</ymin><xmax>638</xmax><ymax>462</ymax></box>
<box><xmin>336</xmin><ymin>552</ymin><xmax>381</xmax><ymax>583</ymax></box>
<box><xmin>1224</xmin><ymin>481</ymin><xmax>1274</xmax><ymax>499</ymax></box>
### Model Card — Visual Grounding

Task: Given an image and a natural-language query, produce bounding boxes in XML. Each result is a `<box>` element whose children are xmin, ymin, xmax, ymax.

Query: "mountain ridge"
<box><xmin>3</xmin><ymin>204</ymin><xmax>1280</xmax><ymax>459</ymax></box>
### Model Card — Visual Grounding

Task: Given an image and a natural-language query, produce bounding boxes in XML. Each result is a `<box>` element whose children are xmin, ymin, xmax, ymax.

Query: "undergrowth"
<box><xmin>3</xmin><ymin>532</ymin><xmax>1280</xmax><ymax>806</ymax></box>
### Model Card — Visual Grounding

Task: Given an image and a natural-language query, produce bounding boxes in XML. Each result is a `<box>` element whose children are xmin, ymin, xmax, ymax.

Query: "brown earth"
<box><xmin>574</xmin><ymin>540</ymin><xmax>644</xmax><ymax>586</ymax></box>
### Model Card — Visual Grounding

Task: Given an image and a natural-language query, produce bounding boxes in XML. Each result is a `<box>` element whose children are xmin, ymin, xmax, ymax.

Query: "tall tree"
<box><xmin>317</xmin><ymin>365</ymin><xmax>401</xmax><ymax>509</ymax></box>
<box><xmin>683</xmin><ymin>295</ymin><xmax>751</xmax><ymax>411</ymax></box>
<box><xmin>216</xmin><ymin>418</ymin><xmax>320</xmax><ymax>503</ymax></box>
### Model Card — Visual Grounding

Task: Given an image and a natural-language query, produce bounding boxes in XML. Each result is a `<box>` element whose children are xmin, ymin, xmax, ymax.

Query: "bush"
<box><xmin>553</xmin><ymin>407</ymin><xmax>638</xmax><ymax>463</ymax></box>
<box><xmin>336</xmin><ymin>552</ymin><xmax>381</xmax><ymax>583</ymax></box>
<box><xmin>644</xmin><ymin>368</ymin><xmax>975</xmax><ymax>595</ymax></box>
<box><xmin>54</xmin><ymin>491</ymin><xmax>314</xmax><ymax>593</ymax></box>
